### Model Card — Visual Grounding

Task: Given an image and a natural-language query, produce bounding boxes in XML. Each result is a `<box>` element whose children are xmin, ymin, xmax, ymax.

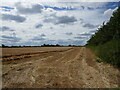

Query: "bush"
<box><xmin>88</xmin><ymin>40</ymin><xmax>120</xmax><ymax>68</ymax></box>
<box><xmin>97</xmin><ymin>40</ymin><xmax>120</xmax><ymax>67</ymax></box>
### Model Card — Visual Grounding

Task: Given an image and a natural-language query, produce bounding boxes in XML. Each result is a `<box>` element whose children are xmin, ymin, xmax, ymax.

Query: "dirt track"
<box><xmin>2</xmin><ymin>47</ymin><xmax>120</xmax><ymax>88</ymax></box>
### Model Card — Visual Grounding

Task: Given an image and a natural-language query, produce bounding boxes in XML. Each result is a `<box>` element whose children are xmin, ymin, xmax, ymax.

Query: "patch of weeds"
<box><xmin>96</xmin><ymin>58</ymin><xmax>103</xmax><ymax>63</ymax></box>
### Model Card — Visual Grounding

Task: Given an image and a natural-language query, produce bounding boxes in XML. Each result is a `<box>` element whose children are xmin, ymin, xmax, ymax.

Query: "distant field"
<box><xmin>2</xmin><ymin>47</ymin><xmax>72</xmax><ymax>57</ymax></box>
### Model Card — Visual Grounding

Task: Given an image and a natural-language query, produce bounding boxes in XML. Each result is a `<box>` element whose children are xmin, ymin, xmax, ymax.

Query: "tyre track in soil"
<box><xmin>2</xmin><ymin>47</ymin><xmax>120</xmax><ymax>88</ymax></box>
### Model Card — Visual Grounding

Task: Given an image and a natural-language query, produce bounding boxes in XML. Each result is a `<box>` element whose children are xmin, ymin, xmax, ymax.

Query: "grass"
<box><xmin>86</xmin><ymin>39</ymin><xmax>120</xmax><ymax>68</ymax></box>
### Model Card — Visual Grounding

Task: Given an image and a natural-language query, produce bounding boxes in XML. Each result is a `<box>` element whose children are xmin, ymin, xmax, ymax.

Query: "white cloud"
<box><xmin>103</xmin><ymin>7</ymin><xmax>118</xmax><ymax>20</ymax></box>
<box><xmin>0</xmin><ymin>1</ymin><xmax>119</xmax><ymax>45</ymax></box>
<box><xmin>1</xmin><ymin>0</ymin><xmax>119</xmax><ymax>3</ymax></box>
<box><xmin>104</xmin><ymin>9</ymin><xmax>113</xmax><ymax>16</ymax></box>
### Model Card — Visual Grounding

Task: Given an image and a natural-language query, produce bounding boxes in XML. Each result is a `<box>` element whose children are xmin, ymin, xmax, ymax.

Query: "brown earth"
<box><xmin>2</xmin><ymin>47</ymin><xmax>120</xmax><ymax>88</ymax></box>
<box><xmin>1</xmin><ymin>47</ymin><xmax>72</xmax><ymax>58</ymax></box>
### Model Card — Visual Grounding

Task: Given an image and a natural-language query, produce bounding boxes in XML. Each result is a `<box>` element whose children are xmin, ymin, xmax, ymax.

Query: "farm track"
<box><xmin>2</xmin><ymin>47</ymin><xmax>120</xmax><ymax>88</ymax></box>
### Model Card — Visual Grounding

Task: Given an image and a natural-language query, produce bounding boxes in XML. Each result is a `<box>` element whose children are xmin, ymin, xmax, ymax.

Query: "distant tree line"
<box><xmin>1</xmin><ymin>44</ymin><xmax>77</xmax><ymax>48</ymax></box>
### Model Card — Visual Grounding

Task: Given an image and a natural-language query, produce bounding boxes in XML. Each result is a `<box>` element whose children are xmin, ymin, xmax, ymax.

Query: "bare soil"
<box><xmin>2</xmin><ymin>47</ymin><xmax>120</xmax><ymax>88</ymax></box>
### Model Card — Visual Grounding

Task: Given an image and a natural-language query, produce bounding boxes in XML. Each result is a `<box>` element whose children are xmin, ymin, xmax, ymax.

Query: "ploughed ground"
<box><xmin>2</xmin><ymin>47</ymin><xmax>120</xmax><ymax>88</ymax></box>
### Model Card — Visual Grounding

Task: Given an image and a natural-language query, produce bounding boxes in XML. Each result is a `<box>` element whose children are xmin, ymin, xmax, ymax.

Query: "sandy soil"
<box><xmin>2</xmin><ymin>47</ymin><xmax>120</xmax><ymax>88</ymax></box>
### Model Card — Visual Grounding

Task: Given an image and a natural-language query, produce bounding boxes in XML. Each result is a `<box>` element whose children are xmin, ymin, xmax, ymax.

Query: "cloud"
<box><xmin>2</xmin><ymin>35</ymin><xmax>21</xmax><ymax>42</ymax></box>
<box><xmin>41</xmin><ymin>34</ymin><xmax>46</xmax><ymax>37</ymax></box>
<box><xmin>1</xmin><ymin>2</ymin><xmax>118</xmax><ymax>46</ymax></box>
<box><xmin>103</xmin><ymin>6</ymin><xmax>118</xmax><ymax>18</ymax></box>
<box><xmin>2</xmin><ymin>14</ymin><xmax>26</xmax><ymax>22</ymax></box>
<box><xmin>56</xmin><ymin>16</ymin><xmax>77</xmax><ymax>24</ymax></box>
<box><xmin>19</xmin><ymin>39</ymin><xmax>86</xmax><ymax>46</ymax></box>
<box><xmin>79</xmin><ymin>18</ymin><xmax>84</xmax><ymax>24</ymax></box>
<box><xmin>56</xmin><ymin>0</ymin><xmax>118</xmax><ymax>2</ymax></box>
<box><xmin>83</xmin><ymin>23</ymin><xmax>99</xmax><ymax>29</ymax></box>
<box><xmin>50</xmin><ymin>27</ymin><xmax>53</xmax><ymax>29</ymax></box>
<box><xmin>104</xmin><ymin>9</ymin><xmax>113</xmax><ymax>16</ymax></box>
<box><xmin>35</xmin><ymin>24</ymin><xmax>43</xmax><ymax>28</ymax></box>
<box><xmin>31</xmin><ymin>34</ymin><xmax>46</xmax><ymax>41</ymax></box>
<box><xmin>78</xmin><ymin>33</ymin><xmax>92</xmax><ymax>36</ymax></box>
<box><xmin>65</xmin><ymin>32</ymin><xmax>73</xmax><ymax>36</ymax></box>
<box><xmin>44</xmin><ymin>15</ymin><xmax>77</xmax><ymax>25</ymax></box>
<box><xmin>44</xmin><ymin>5</ymin><xmax>76</xmax><ymax>11</ymax></box>
<box><xmin>74</xmin><ymin>32</ymin><xmax>94</xmax><ymax>40</ymax></box>
<box><xmin>16</xmin><ymin>3</ymin><xmax>43</xmax><ymax>14</ymax></box>
<box><xmin>32</xmin><ymin>38</ymin><xmax>45</xmax><ymax>41</ymax></box>
<box><xmin>0</xmin><ymin>26</ymin><xmax>14</xmax><ymax>31</ymax></box>
<box><xmin>87</xmin><ymin>7</ymin><xmax>94</xmax><ymax>10</ymax></box>
<box><xmin>57</xmin><ymin>39</ymin><xmax>84</xmax><ymax>45</ymax></box>
<box><xmin>79</xmin><ymin>18</ymin><xmax>99</xmax><ymax>29</ymax></box>
<box><xmin>76</xmin><ymin>32</ymin><xmax>94</xmax><ymax>40</ymax></box>
<box><xmin>89</xmin><ymin>30</ymin><xmax>97</xmax><ymax>33</ymax></box>
<box><xmin>74</xmin><ymin>36</ymin><xmax>86</xmax><ymax>39</ymax></box>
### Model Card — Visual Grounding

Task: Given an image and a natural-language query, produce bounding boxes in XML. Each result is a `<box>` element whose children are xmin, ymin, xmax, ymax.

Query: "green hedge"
<box><xmin>87</xmin><ymin>40</ymin><xmax>120</xmax><ymax>68</ymax></box>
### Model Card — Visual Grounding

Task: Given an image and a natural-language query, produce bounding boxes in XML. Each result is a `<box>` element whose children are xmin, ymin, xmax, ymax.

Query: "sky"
<box><xmin>0</xmin><ymin>0</ymin><xmax>119</xmax><ymax>46</ymax></box>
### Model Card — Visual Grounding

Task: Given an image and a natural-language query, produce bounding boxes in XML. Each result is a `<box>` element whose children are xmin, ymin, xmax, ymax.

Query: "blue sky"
<box><xmin>0</xmin><ymin>6</ymin><xmax>14</xmax><ymax>12</ymax></box>
<box><xmin>0</xmin><ymin>1</ymin><xmax>119</xmax><ymax>46</ymax></box>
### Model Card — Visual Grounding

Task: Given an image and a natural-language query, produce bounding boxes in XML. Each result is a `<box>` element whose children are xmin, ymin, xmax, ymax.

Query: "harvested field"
<box><xmin>1</xmin><ymin>47</ymin><xmax>72</xmax><ymax>57</ymax></box>
<box><xmin>2</xmin><ymin>47</ymin><xmax>120</xmax><ymax>88</ymax></box>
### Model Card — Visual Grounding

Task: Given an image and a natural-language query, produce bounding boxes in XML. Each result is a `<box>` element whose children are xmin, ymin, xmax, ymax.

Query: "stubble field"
<box><xmin>1</xmin><ymin>47</ymin><xmax>120</xmax><ymax>88</ymax></box>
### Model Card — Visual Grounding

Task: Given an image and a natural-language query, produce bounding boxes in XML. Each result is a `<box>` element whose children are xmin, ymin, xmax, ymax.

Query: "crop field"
<box><xmin>2</xmin><ymin>47</ymin><xmax>72</xmax><ymax>57</ymax></box>
<box><xmin>1</xmin><ymin>47</ymin><xmax>120</xmax><ymax>88</ymax></box>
